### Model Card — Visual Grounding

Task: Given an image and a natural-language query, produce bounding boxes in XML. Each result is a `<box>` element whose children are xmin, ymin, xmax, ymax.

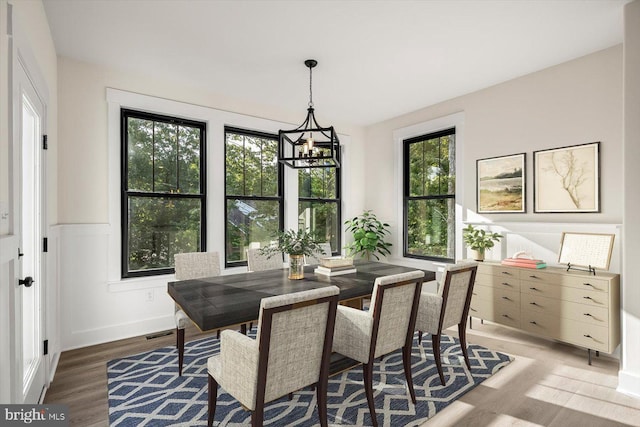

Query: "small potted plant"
<box><xmin>462</xmin><ymin>224</ymin><xmax>502</xmax><ymax>261</ymax></box>
<box><xmin>344</xmin><ymin>210</ymin><xmax>392</xmax><ymax>261</ymax></box>
<box><xmin>261</xmin><ymin>229</ymin><xmax>322</xmax><ymax>279</ymax></box>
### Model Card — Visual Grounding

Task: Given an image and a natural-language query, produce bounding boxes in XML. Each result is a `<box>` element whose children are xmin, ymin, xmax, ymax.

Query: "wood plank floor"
<box><xmin>43</xmin><ymin>322</ymin><xmax>640</xmax><ymax>426</ymax></box>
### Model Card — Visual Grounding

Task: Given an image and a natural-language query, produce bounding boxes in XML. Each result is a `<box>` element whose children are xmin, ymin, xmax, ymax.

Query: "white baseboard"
<box><xmin>618</xmin><ymin>369</ymin><xmax>640</xmax><ymax>399</ymax></box>
<box><xmin>63</xmin><ymin>315</ymin><xmax>175</xmax><ymax>351</ymax></box>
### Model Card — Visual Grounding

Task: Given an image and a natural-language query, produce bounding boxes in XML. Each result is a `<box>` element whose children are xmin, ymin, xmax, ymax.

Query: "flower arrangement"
<box><xmin>260</xmin><ymin>229</ymin><xmax>322</xmax><ymax>258</ymax></box>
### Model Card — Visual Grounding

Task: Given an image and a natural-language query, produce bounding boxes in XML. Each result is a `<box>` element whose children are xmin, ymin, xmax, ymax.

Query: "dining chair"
<box><xmin>304</xmin><ymin>242</ymin><xmax>332</xmax><ymax>265</ymax></box>
<box><xmin>331</xmin><ymin>270</ymin><xmax>425</xmax><ymax>427</ymax></box>
<box><xmin>246</xmin><ymin>248</ymin><xmax>283</xmax><ymax>272</ymax></box>
<box><xmin>207</xmin><ymin>286</ymin><xmax>340</xmax><ymax>427</ymax></box>
<box><xmin>174</xmin><ymin>251</ymin><xmax>221</xmax><ymax>376</ymax></box>
<box><xmin>415</xmin><ymin>261</ymin><xmax>478</xmax><ymax>385</ymax></box>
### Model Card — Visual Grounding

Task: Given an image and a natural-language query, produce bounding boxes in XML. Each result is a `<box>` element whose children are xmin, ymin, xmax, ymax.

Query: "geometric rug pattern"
<box><xmin>108</xmin><ymin>331</ymin><xmax>512</xmax><ymax>426</ymax></box>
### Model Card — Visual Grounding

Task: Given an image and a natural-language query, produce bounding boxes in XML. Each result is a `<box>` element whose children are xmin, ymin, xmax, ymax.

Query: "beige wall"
<box><xmin>621</xmin><ymin>0</ymin><xmax>640</xmax><ymax>398</ymax></box>
<box><xmin>364</xmin><ymin>45</ymin><xmax>623</xmax><ymax>242</ymax></box>
<box><xmin>57</xmin><ymin>57</ymin><xmax>366</xmax><ymax>224</ymax></box>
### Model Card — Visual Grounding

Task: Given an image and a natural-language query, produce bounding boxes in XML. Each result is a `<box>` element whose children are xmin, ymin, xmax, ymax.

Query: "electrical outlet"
<box><xmin>145</xmin><ymin>290</ymin><xmax>154</xmax><ymax>302</ymax></box>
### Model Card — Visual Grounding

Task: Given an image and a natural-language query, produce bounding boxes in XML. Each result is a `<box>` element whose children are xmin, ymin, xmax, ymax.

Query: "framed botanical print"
<box><xmin>477</xmin><ymin>153</ymin><xmax>526</xmax><ymax>213</ymax></box>
<box><xmin>534</xmin><ymin>142</ymin><xmax>600</xmax><ymax>213</ymax></box>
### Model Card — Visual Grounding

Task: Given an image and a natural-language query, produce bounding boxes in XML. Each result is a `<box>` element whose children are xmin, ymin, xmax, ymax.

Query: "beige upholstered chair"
<box><xmin>415</xmin><ymin>261</ymin><xmax>478</xmax><ymax>385</ymax></box>
<box><xmin>246</xmin><ymin>248</ymin><xmax>283</xmax><ymax>272</ymax></box>
<box><xmin>174</xmin><ymin>252</ymin><xmax>221</xmax><ymax>376</ymax></box>
<box><xmin>332</xmin><ymin>270</ymin><xmax>425</xmax><ymax>427</ymax></box>
<box><xmin>304</xmin><ymin>242</ymin><xmax>332</xmax><ymax>265</ymax></box>
<box><xmin>207</xmin><ymin>286</ymin><xmax>340</xmax><ymax>427</ymax></box>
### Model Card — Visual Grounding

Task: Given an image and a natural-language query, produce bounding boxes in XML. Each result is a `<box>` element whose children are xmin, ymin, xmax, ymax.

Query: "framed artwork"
<box><xmin>558</xmin><ymin>232</ymin><xmax>614</xmax><ymax>272</ymax></box>
<box><xmin>534</xmin><ymin>142</ymin><xmax>600</xmax><ymax>213</ymax></box>
<box><xmin>476</xmin><ymin>153</ymin><xmax>526</xmax><ymax>213</ymax></box>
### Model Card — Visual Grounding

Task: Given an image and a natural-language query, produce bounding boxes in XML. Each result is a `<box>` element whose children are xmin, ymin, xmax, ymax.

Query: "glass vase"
<box><xmin>288</xmin><ymin>254</ymin><xmax>305</xmax><ymax>280</ymax></box>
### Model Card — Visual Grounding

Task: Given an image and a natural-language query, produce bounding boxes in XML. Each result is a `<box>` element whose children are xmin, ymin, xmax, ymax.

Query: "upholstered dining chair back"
<box><xmin>438</xmin><ymin>261</ymin><xmax>478</xmax><ymax>330</ymax></box>
<box><xmin>207</xmin><ymin>286</ymin><xmax>340</xmax><ymax>427</ymax></box>
<box><xmin>304</xmin><ymin>242</ymin><xmax>333</xmax><ymax>265</ymax></box>
<box><xmin>246</xmin><ymin>248</ymin><xmax>283</xmax><ymax>272</ymax></box>
<box><xmin>174</xmin><ymin>252</ymin><xmax>221</xmax><ymax>280</ymax></box>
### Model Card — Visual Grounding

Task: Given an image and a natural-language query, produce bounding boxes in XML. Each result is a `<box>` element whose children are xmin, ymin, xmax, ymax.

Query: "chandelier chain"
<box><xmin>308</xmin><ymin>64</ymin><xmax>313</xmax><ymax>108</ymax></box>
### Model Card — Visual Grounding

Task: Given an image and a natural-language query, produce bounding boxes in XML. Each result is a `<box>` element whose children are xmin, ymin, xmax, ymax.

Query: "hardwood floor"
<box><xmin>43</xmin><ymin>322</ymin><xmax>640</xmax><ymax>426</ymax></box>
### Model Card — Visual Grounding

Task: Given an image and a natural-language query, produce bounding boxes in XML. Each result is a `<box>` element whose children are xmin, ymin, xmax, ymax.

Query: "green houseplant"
<box><xmin>462</xmin><ymin>224</ymin><xmax>502</xmax><ymax>261</ymax></box>
<box><xmin>260</xmin><ymin>229</ymin><xmax>322</xmax><ymax>279</ymax></box>
<box><xmin>344</xmin><ymin>210</ymin><xmax>392</xmax><ymax>261</ymax></box>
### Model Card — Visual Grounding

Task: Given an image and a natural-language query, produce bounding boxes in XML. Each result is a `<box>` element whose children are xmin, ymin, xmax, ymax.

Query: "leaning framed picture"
<box><xmin>534</xmin><ymin>142</ymin><xmax>600</xmax><ymax>213</ymax></box>
<box><xmin>476</xmin><ymin>153</ymin><xmax>526</xmax><ymax>213</ymax></box>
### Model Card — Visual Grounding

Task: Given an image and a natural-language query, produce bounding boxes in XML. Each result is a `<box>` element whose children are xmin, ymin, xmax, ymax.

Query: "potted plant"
<box><xmin>462</xmin><ymin>224</ymin><xmax>502</xmax><ymax>261</ymax></box>
<box><xmin>344</xmin><ymin>210</ymin><xmax>392</xmax><ymax>261</ymax></box>
<box><xmin>260</xmin><ymin>229</ymin><xmax>322</xmax><ymax>279</ymax></box>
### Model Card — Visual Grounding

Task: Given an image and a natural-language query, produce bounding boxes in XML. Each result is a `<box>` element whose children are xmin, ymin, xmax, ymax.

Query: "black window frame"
<box><xmin>121</xmin><ymin>108</ymin><xmax>207</xmax><ymax>278</ymax></box>
<box><xmin>298</xmin><ymin>167</ymin><xmax>342</xmax><ymax>255</ymax></box>
<box><xmin>403</xmin><ymin>127</ymin><xmax>456</xmax><ymax>262</ymax></box>
<box><xmin>224</xmin><ymin>126</ymin><xmax>284</xmax><ymax>268</ymax></box>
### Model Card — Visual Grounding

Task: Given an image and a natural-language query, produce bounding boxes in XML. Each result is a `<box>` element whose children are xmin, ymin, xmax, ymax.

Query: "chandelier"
<box><xmin>278</xmin><ymin>59</ymin><xmax>340</xmax><ymax>169</ymax></box>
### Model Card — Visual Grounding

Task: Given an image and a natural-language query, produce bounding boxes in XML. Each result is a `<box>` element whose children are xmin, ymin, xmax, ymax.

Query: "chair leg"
<box><xmin>362</xmin><ymin>362</ymin><xmax>378</xmax><ymax>427</ymax></box>
<box><xmin>241</xmin><ymin>324</ymin><xmax>247</xmax><ymax>335</ymax></box>
<box><xmin>317</xmin><ymin>378</ymin><xmax>329</xmax><ymax>427</ymax></box>
<box><xmin>458</xmin><ymin>323</ymin><xmax>471</xmax><ymax>370</ymax></box>
<box><xmin>432</xmin><ymin>333</ymin><xmax>445</xmax><ymax>386</ymax></box>
<box><xmin>177</xmin><ymin>327</ymin><xmax>185</xmax><ymax>376</ymax></box>
<box><xmin>402</xmin><ymin>345</ymin><xmax>417</xmax><ymax>404</ymax></box>
<box><xmin>216</xmin><ymin>329</ymin><xmax>220</xmax><ymax>340</ymax></box>
<box><xmin>208</xmin><ymin>374</ymin><xmax>218</xmax><ymax>427</ymax></box>
<box><xmin>251</xmin><ymin>404</ymin><xmax>264</xmax><ymax>427</ymax></box>
<box><xmin>417</xmin><ymin>331</ymin><xmax>423</xmax><ymax>344</ymax></box>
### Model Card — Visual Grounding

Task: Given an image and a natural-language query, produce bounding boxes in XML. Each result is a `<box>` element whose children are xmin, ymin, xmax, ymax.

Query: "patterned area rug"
<box><xmin>108</xmin><ymin>332</ymin><xmax>512</xmax><ymax>426</ymax></box>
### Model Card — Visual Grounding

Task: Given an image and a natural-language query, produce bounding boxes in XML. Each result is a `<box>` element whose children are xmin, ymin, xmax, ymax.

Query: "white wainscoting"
<box><xmin>58</xmin><ymin>224</ymin><xmax>176</xmax><ymax>351</ymax></box>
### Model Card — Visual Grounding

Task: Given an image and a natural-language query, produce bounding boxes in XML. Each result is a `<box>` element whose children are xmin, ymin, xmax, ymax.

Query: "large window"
<box><xmin>121</xmin><ymin>109</ymin><xmax>206</xmax><ymax>277</ymax></box>
<box><xmin>298</xmin><ymin>168</ymin><xmax>340</xmax><ymax>253</ymax></box>
<box><xmin>225</xmin><ymin>127</ymin><xmax>283</xmax><ymax>267</ymax></box>
<box><xmin>403</xmin><ymin>128</ymin><xmax>455</xmax><ymax>261</ymax></box>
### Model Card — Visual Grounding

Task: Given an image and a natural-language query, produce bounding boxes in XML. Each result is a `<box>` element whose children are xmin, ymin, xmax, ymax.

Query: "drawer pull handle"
<box><xmin>584</xmin><ymin>334</ymin><xmax>592</xmax><ymax>338</ymax></box>
<box><xmin>584</xmin><ymin>313</ymin><xmax>593</xmax><ymax>317</ymax></box>
<box><xmin>529</xmin><ymin>321</ymin><xmax>537</xmax><ymax>325</ymax></box>
<box><xmin>529</xmin><ymin>287</ymin><xmax>539</xmax><ymax>291</ymax></box>
<box><xmin>502</xmin><ymin>296</ymin><xmax>511</xmax><ymax>301</ymax></box>
<box><xmin>529</xmin><ymin>275</ymin><xmax>539</xmax><ymax>279</ymax></box>
<box><xmin>529</xmin><ymin>302</ymin><xmax>539</xmax><ymax>306</ymax></box>
<box><xmin>502</xmin><ymin>314</ymin><xmax>511</xmax><ymax>318</ymax></box>
<box><xmin>501</xmin><ymin>271</ymin><xmax>512</xmax><ymax>275</ymax></box>
<box><xmin>501</xmin><ymin>282</ymin><xmax>511</xmax><ymax>286</ymax></box>
<box><xmin>470</xmin><ymin>308</ymin><xmax>477</xmax><ymax>312</ymax></box>
<box><xmin>583</xmin><ymin>283</ymin><xmax>594</xmax><ymax>288</ymax></box>
<box><xmin>583</xmin><ymin>296</ymin><xmax>593</xmax><ymax>300</ymax></box>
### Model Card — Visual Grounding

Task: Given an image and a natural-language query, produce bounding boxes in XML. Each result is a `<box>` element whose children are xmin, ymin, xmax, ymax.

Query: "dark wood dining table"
<box><xmin>167</xmin><ymin>260</ymin><xmax>436</xmax><ymax>333</ymax></box>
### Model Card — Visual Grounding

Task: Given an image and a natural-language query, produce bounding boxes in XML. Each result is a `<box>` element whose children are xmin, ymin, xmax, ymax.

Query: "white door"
<box><xmin>15</xmin><ymin>58</ymin><xmax>47</xmax><ymax>404</ymax></box>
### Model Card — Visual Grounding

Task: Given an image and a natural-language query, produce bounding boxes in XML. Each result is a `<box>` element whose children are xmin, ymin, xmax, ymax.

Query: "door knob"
<box><xmin>19</xmin><ymin>276</ymin><xmax>34</xmax><ymax>287</ymax></box>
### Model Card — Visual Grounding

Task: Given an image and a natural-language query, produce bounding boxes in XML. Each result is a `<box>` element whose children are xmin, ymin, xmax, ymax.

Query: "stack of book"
<box><xmin>314</xmin><ymin>265</ymin><xmax>357</xmax><ymax>276</ymax></box>
<box><xmin>501</xmin><ymin>257</ymin><xmax>547</xmax><ymax>269</ymax></box>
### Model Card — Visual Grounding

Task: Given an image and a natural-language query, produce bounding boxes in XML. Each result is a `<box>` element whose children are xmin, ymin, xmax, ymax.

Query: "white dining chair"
<box><xmin>246</xmin><ymin>248</ymin><xmax>283</xmax><ymax>272</ymax></box>
<box><xmin>304</xmin><ymin>242</ymin><xmax>333</xmax><ymax>265</ymax></box>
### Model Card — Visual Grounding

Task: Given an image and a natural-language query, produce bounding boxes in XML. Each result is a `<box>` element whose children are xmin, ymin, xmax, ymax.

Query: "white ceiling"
<box><xmin>42</xmin><ymin>0</ymin><xmax>630</xmax><ymax>127</ymax></box>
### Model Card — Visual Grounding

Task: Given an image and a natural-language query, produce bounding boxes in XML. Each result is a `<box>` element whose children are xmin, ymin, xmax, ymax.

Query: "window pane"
<box><xmin>127</xmin><ymin>117</ymin><xmax>154</xmax><ymax>192</ymax></box>
<box><xmin>226</xmin><ymin>199</ymin><xmax>281</xmax><ymax>263</ymax></box>
<box><xmin>178</xmin><ymin>125</ymin><xmax>201</xmax><ymax>194</ymax></box>
<box><xmin>154</xmin><ymin>122</ymin><xmax>178</xmax><ymax>192</ymax></box>
<box><xmin>127</xmin><ymin>196</ymin><xmax>202</xmax><ymax>272</ymax></box>
<box><xmin>299</xmin><ymin>168</ymin><xmax>337</xmax><ymax>198</ymax></box>
<box><xmin>408</xmin><ymin>134</ymin><xmax>455</xmax><ymax>197</ymax></box>
<box><xmin>406</xmin><ymin>198</ymin><xmax>455</xmax><ymax>259</ymax></box>
<box><xmin>298</xmin><ymin>201</ymin><xmax>338</xmax><ymax>251</ymax></box>
<box><xmin>225</xmin><ymin>132</ymin><xmax>279</xmax><ymax>197</ymax></box>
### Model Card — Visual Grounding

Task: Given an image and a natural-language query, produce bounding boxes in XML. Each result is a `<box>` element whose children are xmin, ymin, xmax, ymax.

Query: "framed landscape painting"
<box><xmin>477</xmin><ymin>153</ymin><xmax>526</xmax><ymax>213</ymax></box>
<box><xmin>534</xmin><ymin>142</ymin><xmax>600</xmax><ymax>213</ymax></box>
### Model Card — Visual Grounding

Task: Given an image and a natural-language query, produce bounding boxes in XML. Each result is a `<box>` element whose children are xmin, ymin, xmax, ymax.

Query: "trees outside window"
<box><xmin>298</xmin><ymin>167</ymin><xmax>340</xmax><ymax>253</ymax></box>
<box><xmin>225</xmin><ymin>127</ymin><xmax>283</xmax><ymax>267</ymax></box>
<box><xmin>121</xmin><ymin>109</ymin><xmax>206</xmax><ymax>277</ymax></box>
<box><xmin>403</xmin><ymin>128</ymin><xmax>455</xmax><ymax>261</ymax></box>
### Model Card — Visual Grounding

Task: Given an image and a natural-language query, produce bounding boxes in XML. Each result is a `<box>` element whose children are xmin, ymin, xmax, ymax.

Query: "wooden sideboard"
<box><xmin>469</xmin><ymin>261</ymin><xmax>620</xmax><ymax>364</ymax></box>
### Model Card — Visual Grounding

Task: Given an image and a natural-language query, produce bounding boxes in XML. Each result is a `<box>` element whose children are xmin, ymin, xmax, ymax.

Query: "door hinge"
<box><xmin>43</xmin><ymin>340</ymin><xmax>48</xmax><ymax>356</ymax></box>
<box><xmin>43</xmin><ymin>237</ymin><xmax>48</xmax><ymax>253</ymax></box>
<box><xmin>42</xmin><ymin>134</ymin><xmax>48</xmax><ymax>150</ymax></box>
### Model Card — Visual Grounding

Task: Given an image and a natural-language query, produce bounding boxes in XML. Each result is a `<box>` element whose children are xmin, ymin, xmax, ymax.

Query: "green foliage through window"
<box><xmin>404</xmin><ymin>129</ymin><xmax>456</xmax><ymax>261</ymax></box>
<box><xmin>121</xmin><ymin>109</ymin><xmax>206</xmax><ymax>277</ymax></box>
<box><xmin>298</xmin><ymin>167</ymin><xmax>340</xmax><ymax>253</ymax></box>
